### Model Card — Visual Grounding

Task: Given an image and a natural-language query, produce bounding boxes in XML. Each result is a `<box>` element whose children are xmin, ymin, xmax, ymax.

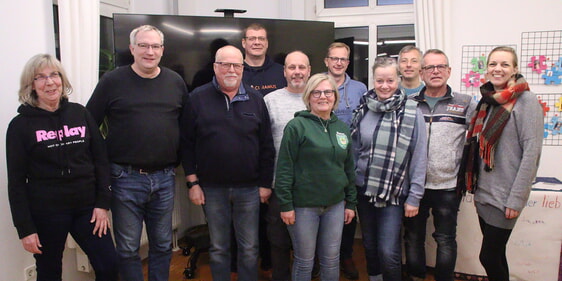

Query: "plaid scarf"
<box><xmin>458</xmin><ymin>74</ymin><xmax>529</xmax><ymax>194</ymax></box>
<box><xmin>358</xmin><ymin>90</ymin><xmax>418</xmax><ymax>207</ymax></box>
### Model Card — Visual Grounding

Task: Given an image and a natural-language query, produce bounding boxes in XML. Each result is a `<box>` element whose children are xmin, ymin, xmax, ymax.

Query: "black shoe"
<box><xmin>340</xmin><ymin>258</ymin><xmax>359</xmax><ymax>280</ymax></box>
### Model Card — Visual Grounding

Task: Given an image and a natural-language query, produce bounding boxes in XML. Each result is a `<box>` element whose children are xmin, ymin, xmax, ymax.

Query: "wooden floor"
<box><xmin>143</xmin><ymin>239</ymin><xmax>453</xmax><ymax>280</ymax></box>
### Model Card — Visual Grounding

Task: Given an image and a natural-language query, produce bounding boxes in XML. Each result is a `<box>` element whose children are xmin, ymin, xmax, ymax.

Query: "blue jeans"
<box><xmin>287</xmin><ymin>201</ymin><xmax>345</xmax><ymax>281</ymax></box>
<box><xmin>32</xmin><ymin>207</ymin><xmax>118</xmax><ymax>281</ymax></box>
<box><xmin>404</xmin><ymin>189</ymin><xmax>460</xmax><ymax>281</ymax></box>
<box><xmin>356</xmin><ymin>193</ymin><xmax>403</xmax><ymax>281</ymax></box>
<box><xmin>110</xmin><ymin>164</ymin><xmax>175</xmax><ymax>281</ymax></box>
<box><xmin>202</xmin><ymin>186</ymin><xmax>260</xmax><ymax>281</ymax></box>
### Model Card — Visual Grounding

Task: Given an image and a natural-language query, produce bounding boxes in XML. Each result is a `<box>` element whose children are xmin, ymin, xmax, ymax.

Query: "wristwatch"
<box><xmin>186</xmin><ymin>180</ymin><xmax>199</xmax><ymax>189</ymax></box>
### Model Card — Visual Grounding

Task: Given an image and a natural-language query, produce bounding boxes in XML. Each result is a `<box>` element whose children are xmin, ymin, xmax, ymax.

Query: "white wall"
<box><xmin>177</xmin><ymin>0</ymin><xmax>309</xmax><ymax>20</ymax></box>
<box><xmin>130</xmin><ymin>0</ymin><xmax>175</xmax><ymax>14</ymax></box>
<box><xmin>1</xmin><ymin>2</ymin><xmax>66</xmax><ymax>281</ymax></box>
<box><xmin>178</xmin><ymin>0</ymin><xmax>279</xmax><ymax>18</ymax></box>
<box><xmin>447</xmin><ymin>0</ymin><xmax>562</xmax><ymax>178</ymax></box>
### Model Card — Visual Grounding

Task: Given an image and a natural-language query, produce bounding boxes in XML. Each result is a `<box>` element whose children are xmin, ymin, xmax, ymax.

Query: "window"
<box><xmin>335</xmin><ymin>27</ymin><xmax>369</xmax><ymax>86</ymax></box>
<box><xmin>324</xmin><ymin>0</ymin><xmax>368</xmax><ymax>8</ymax></box>
<box><xmin>376</xmin><ymin>24</ymin><xmax>415</xmax><ymax>58</ymax></box>
<box><xmin>377</xmin><ymin>0</ymin><xmax>413</xmax><ymax>5</ymax></box>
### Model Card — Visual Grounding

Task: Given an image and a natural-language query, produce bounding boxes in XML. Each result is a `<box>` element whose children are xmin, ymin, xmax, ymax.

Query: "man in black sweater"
<box><xmin>181</xmin><ymin>45</ymin><xmax>275</xmax><ymax>281</ymax></box>
<box><xmin>86</xmin><ymin>25</ymin><xmax>187</xmax><ymax>281</ymax></box>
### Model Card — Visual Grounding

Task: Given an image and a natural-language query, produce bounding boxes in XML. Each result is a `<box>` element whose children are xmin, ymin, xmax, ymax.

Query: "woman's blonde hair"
<box><xmin>18</xmin><ymin>54</ymin><xmax>72</xmax><ymax>107</ymax></box>
<box><xmin>487</xmin><ymin>46</ymin><xmax>519</xmax><ymax>68</ymax></box>
<box><xmin>302</xmin><ymin>73</ymin><xmax>340</xmax><ymax>111</ymax></box>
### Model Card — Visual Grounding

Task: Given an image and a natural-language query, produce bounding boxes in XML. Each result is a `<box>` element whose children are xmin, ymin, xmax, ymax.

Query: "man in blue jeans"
<box><xmin>87</xmin><ymin>25</ymin><xmax>187</xmax><ymax>281</ymax></box>
<box><xmin>404</xmin><ymin>49</ymin><xmax>476</xmax><ymax>281</ymax></box>
<box><xmin>181</xmin><ymin>45</ymin><xmax>275</xmax><ymax>281</ymax></box>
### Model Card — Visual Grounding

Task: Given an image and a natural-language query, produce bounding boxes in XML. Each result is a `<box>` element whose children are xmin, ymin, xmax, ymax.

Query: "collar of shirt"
<box><xmin>212</xmin><ymin>77</ymin><xmax>250</xmax><ymax>103</ymax></box>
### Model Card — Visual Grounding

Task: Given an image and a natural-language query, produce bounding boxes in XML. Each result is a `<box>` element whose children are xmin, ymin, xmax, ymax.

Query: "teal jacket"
<box><xmin>274</xmin><ymin>110</ymin><xmax>357</xmax><ymax>212</ymax></box>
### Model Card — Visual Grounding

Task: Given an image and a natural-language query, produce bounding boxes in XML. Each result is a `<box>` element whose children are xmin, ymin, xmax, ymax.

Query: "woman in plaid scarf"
<box><xmin>351</xmin><ymin>58</ymin><xmax>427</xmax><ymax>281</ymax></box>
<box><xmin>459</xmin><ymin>46</ymin><xmax>543</xmax><ymax>281</ymax></box>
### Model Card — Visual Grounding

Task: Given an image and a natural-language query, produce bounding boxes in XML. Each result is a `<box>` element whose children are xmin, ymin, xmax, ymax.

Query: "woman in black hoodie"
<box><xmin>6</xmin><ymin>54</ymin><xmax>117</xmax><ymax>281</ymax></box>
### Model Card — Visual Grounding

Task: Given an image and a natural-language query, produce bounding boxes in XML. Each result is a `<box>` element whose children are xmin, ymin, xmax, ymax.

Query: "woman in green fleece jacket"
<box><xmin>274</xmin><ymin>73</ymin><xmax>357</xmax><ymax>281</ymax></box>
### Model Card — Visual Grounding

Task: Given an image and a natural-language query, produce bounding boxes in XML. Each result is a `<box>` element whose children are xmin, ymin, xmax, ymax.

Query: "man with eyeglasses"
<box><xmin>263</xmin><ymin>50</ymin><xmax>311</xmax><ymax>281</ymax></box>
<box><xmin>242</xmin><ymin>23</ymin><xmax>286</xmax><ymax>96</ymax></box>
<box><xmin>323</xmin><ymin>41</ymin><xmax>366</xmax><ymax>280</ymax></box>
<box><xmin>398</xmin><ymin>45</ymin><xmax>425</xmax><ymax>96</ymax></box>
<box><xmin>86</xmin><ymin>25</ymin><xmax>187</xmax><ymax>281</ymax></box>
<box><xmin>181</xmin><ymin>45</ymin><xmax>275</xmax><ymax>281</ymax></box>
<box><xmin>404</xmin><ymin>49</ymin><xmax>476</xmax><ymax>281</ymax></box>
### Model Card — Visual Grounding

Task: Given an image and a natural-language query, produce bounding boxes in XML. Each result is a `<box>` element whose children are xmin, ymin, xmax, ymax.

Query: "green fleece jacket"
<box><xmin>274</xmin><ymin>110</ymin><xmax>357</xmax><ymax>212</ymax></box>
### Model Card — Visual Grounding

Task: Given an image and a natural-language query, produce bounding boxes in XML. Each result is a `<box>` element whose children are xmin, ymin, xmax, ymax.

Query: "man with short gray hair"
<box><xmin>87</xmin><ymin>24</ymin><xmax>187</xmax><ymax>281</ymax></box>
<box><xmin>182</xmin><ymin>45</ymin><xmax>275</xmax><ymax>281</ymax></box>
<box><xmin>404</xmin><ymin>49</ymin><xmax>476</xmax><ymax>281</ymax></box>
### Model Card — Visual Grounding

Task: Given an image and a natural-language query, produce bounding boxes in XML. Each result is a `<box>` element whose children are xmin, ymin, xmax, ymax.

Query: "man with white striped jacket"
<box><xmin>404</xmin><ymin>49</ymin><xmax>476</xmax><ymax>281</ymax></box>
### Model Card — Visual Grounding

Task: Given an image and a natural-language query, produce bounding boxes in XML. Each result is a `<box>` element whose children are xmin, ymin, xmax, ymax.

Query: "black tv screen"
<box><xmin>113</xmin><ymin>14</ymin><xmax>335</xmax><ymax>91</ymax></box>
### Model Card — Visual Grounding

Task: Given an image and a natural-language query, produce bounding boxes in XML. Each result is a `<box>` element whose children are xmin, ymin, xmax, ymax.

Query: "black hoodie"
<box><xmin>242</xmin><ymin>56</ymin><xmax>286</xmax><ymax>96</ymax></box>
<box><xmin>6</xmin><ymin>99</ymin><xmax>111</xmax><ymax>238</ymax></box>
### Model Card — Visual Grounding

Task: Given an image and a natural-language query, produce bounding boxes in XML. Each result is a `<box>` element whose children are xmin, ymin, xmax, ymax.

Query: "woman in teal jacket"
<box><xmin>274</xmin><ymin>73</ymin><xmax>357</xmax><ymax>281</ymax></box>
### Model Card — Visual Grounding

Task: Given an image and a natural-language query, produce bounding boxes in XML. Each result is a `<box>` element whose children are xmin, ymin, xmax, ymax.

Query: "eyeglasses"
<box><xmin>136</xmin><ymin>43</ymin><xmax>163</xmax><ymax>50</ymax></box>
<box><xmin>34</xmin><ymin>72</ymin><xmax>61</xmax><ymax>84</ymax></box>
<box><xmin>215</xmin><ymin>62</ymin><xmax>244</xmax><ymax>71</ymax></box>
<box><xmin>311</xmin><ymin>89</ymin><xmax>335</xmax><ymax>98</ymax></box>
<box><xmin>421</xmin><ymin>64</ymin><xmax>449</xmax><ymax>72</ymax></box>
<box><xmin>326</xmin><ymin>56</ymin><xmax>349</xmax><ymax>63</ymax></box>
<box><xmin>244</xmin><ymin>36</ymin><xmax>267</xmax><ymax>42</ymax></box>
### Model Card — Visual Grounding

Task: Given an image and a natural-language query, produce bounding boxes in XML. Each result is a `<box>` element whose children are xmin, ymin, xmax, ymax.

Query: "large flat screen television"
<box><xmin>113</xmin><ymin>14</ymin><xmax>335</xmax><ymax>91</ymax></box>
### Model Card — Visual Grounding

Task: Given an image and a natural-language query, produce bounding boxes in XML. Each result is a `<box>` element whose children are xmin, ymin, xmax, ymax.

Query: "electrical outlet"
<box><xmin>24</xmin><ymin>264</ymin><xmax>36</xmax><ymax>281</ymax></box>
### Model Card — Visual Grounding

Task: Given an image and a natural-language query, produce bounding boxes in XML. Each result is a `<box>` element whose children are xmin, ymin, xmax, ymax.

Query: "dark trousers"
<box><xmin>478</xmin><ymin>216</ymin><xmax>513</xmax><ymax>281</ymax></box>
<box><xmin>266</xmin><ymin>192</ymin><xmax>292</xmax><ymax>281</ymax></box>
<box><xmin>404</xmin><ymin>189</ymin><xmax>460</xmax><ymax>281</ymax></box>
<box><xmin>259</xmin><ymin>202</ymin><xmax>272</xmax><ymax>269</ymax></box>
<box><xmin>32</xmin><ymin>207</ymin><xmax>118</xmax><ymax>281</ymax></box>
<box><xmin>340</xmin><ymin>216</ymin><xmax>357</xmax><ymax>260</ymax></box>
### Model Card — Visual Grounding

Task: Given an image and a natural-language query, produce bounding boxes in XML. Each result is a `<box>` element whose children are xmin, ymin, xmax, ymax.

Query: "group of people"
<box><xmin>6</xmin><ymin>22</ymin><xmax>543</xmax><ymax>281</ymax></box>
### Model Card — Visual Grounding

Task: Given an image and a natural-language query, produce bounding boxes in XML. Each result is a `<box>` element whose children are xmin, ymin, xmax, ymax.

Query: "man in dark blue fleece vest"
<box><xmin>182</xmin><ymin>45</ymin><xmax>275</xmax><ymax>281</ymax></box>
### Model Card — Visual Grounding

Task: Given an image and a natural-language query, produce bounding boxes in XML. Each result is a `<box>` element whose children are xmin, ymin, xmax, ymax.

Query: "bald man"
<box><xmin>181</xmin><ymin>45</ymin><xmax>275</xmax><ymax>281</ymax></box>
<box><xmin>264</xmin><ymin>50</ymin><xmax>311</xmax><ymax>281</ymax></box>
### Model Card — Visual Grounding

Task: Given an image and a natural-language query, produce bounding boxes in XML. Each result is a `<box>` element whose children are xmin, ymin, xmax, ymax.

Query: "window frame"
<box><xmin>312</xmin><ymin>0</ymin><xmax>415</xmax><ymax>88</ymax></box>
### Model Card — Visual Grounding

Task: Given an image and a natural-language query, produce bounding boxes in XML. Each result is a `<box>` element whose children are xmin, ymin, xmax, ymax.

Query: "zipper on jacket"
<box><xmin>223</xmin><ymin>95</ymin><xmax>230</xmax><ymax>111</ymax></box>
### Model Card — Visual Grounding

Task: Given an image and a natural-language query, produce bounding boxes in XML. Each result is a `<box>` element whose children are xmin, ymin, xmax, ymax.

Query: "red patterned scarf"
<box><xmin>457</xmin><ymin>74</ymin><xmax>529</xmax><ymax>194</ymax></box>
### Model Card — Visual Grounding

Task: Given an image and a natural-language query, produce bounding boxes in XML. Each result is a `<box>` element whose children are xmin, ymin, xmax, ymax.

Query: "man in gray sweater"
<box><xmin>405</xmin><ymin>49</ymin><xmax>476</xmax><ymax>281</ymax></box>
<box><xmin>264</xmin><ymin>50</ymin><xmax>311</xmax><ymax>281</ymax></box>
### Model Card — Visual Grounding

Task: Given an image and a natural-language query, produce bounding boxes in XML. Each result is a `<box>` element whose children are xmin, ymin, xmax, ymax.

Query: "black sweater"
<box><xmin>181</xmin><ymin>80</ymin><xmax>275</xmax><ymax>188</ymax></box>
<box><xmin>86</xmin><ymin>66</ymin><xmax>187</xmax><ymax>168</ymax></box>
<box><xmin>6</xmin><ymin>100</ymin><xmax>111</xmax><ymax>238</ymax></box>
